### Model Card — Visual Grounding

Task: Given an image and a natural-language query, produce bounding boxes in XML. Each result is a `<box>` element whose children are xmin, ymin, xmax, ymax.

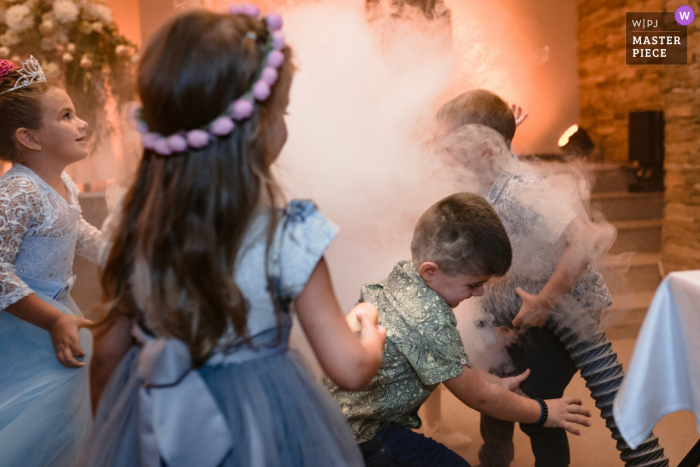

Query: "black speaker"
<box><xmin>628</xmin><ymin>111</ymin><xmax>665</xmax><ymax>192</ymax></box>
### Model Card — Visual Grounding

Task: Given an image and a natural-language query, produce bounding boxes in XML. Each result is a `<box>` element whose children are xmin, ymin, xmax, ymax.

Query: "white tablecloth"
<box><xmin>613</xmin><ymin>270</ymin><xmax>700</xmax><ymax>450</ymax></box>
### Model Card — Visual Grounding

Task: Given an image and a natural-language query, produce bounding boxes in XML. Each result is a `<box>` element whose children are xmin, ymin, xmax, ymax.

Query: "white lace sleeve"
<box><xmin>75</xmin><ymin>217</ymin><xmax>102</xmax><ymax>263</ymax></box>
<box><xmin>0</xmin><ymin>178</ymin><xmax>40</xmax><ymax>309</ymax></box>
<box><xmin>62</xmin><ymin>172</ymin><xmax>102</xmax><ymax>263</ymax></box>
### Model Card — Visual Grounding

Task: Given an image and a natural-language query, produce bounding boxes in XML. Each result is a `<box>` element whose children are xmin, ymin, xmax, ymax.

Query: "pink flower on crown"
<box><xmin>154</xmin><ymin>138</ymin><xmax>173</xmax><ymax>156</ymax></box>
<box><xmin>266</xmin><ymin>50</ymin><xmax>285</xmax><ymax>68</ymax></box>
<box><xmin>167</xmin><ymin>134</ymin><xmax>188</xmax><ymax>152</ymax></box>
<box><xmin>266</xmin><ymin>14</ymin><xmax>283</xmax><ymax>31</ymax></box>
<box><xmin>142</xmin><ymin>132</ymin><xmax>160</xmax><ymax>150</ymax></box>
<box><xmin>187</xmin><ymin>130</ymin><xmax>209</xmax><ymax>148</ymax></box>
<box><xmin>230</xmin><ymin>99</ymin><xmax>254</xmax><ymax>120</ymax></box>
<box><xmin>252</xmin><ymin>81</ymin><xmax>270</xmax><ymax>101</ymax></box>
<box><xmin>229</xmin><ymin>4</ymin><xmax>260</xmax><ymax>19</ymax></box>
<box><xmin>271</xmin><ymin>32</ymin><xmax>285</xmax><ymax>50</ymax></box>
<box><xmin>0</xmin><ymin>60</ymin><xmax>19</xmax><ymax>79</ymax></box>
<box><xmin>211</xmin><ymin>116</ymin><xmax>235</xmax><ymax>136</ymax></box>
<box><xmin>260</xmin><ymin>67</ymin><xmax>278</xmax><ymax>86</ymax></box>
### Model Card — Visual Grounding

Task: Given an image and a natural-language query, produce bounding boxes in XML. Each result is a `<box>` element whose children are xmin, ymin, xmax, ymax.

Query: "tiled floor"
<box><xmin>416</xmin><ymin>337</ymin><xmax>699</xmax><ymax>466</ymax></box>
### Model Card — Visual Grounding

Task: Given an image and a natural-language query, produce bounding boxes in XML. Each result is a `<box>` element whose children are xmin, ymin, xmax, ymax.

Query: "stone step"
<box><xmin>602</xmin><ymin>291</ymin><xmax>655</xmax><ymax>340</ymax></box>
<box><xmin>599</xmin><ymin>253</ymin><xmax>662</xmax><ymax>294</ymax></box>
<box><xmin>591</xmin><ymin>191</ymin><xmax>664</xmax><ymax>222</ymax></box>
<box><xmin>609</xmin><ymin>219</ymin><xmax>662</xmax><ymax>254</ymax></box>
<box><xmin>586</xmin><ymin>163</ymin><xmax>636</xmax><ymax>193</ymax></box>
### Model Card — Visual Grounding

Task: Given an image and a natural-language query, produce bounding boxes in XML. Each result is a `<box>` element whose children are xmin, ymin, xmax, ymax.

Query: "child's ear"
<box><xmin>417</xmin><ymin>262</ymin><xmax>440</xmax><ymax>283</ymax></box>
<box><xmin>480</xmin><ymin>143</ymin><xmax>493</xmax><ymax>160</ymax></box>
<box><xmin>15</xmin><ymin>128</ymin><xmax>41</xmax><ymax>152</ymax></box>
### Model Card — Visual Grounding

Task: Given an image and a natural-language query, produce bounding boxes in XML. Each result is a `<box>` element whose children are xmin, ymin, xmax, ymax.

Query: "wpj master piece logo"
<box><xmin>626</xmin><ymin>8</ymin><xmax>692</xmax><ymax>65</ymax></box>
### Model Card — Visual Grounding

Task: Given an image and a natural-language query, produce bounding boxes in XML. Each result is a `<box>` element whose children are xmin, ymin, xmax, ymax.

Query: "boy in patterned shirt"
<box><xmin>435</xmin><ymin>90</ymin><xmax>613</xmax><ymax>467</ymax></box>
<box><xmin>325</xmin><ymin>193</ymin><xmax>591</xmax><ymax>467</ymax></box>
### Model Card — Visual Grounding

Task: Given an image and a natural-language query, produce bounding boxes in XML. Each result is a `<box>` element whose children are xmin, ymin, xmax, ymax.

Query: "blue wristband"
<box><xmin>534</xmin><ymin>398</ymin><xmax>548</xmax><ymax>426</ymax></box>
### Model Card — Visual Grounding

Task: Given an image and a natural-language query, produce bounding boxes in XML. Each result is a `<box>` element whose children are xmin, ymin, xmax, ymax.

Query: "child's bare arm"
<box><xmin>443</xmin><ymin>365</ymin><xmax>591</xmax><ymax>435</ymax></box>
<box><xmin>6</xmin><ymin>295</ymin><xmax>92</xmax><ymax>368</ymax></box>
<box><xmin>294</xmin><ymin>257</ymin><xmax>386</xmax><ymax>391</ymax></box>
<box><xmin>512</xmin><ymin>217</ymin><xmax>597</xmax><ymax>327</ymax></box>
<box><xmin>90</xmin><ymin>312</ymin><xmax>133</xmax><ymax>414</ymax></box>
<box><xmin>480</xmin><ymin>368</ymin><xmax>530</xmax><ymax>396</ymax></box>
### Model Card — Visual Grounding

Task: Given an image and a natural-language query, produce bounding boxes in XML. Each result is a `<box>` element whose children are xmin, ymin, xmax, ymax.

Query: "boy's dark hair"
<box><xmin>411</xmin><ymin>192</ymin><xmax>511</xmax><ymax>277</ymax></box>
<box><xmin>436</xmin><ymin>89</ymin><xmax>516</xmax><ymax>148</ymax></box>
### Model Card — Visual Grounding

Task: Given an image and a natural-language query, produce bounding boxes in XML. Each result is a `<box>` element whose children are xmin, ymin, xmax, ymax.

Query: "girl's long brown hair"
<box><xmin>100</xmin><ymin>10</ymin><xmax>294</xmax><ymax>362</ymax></box>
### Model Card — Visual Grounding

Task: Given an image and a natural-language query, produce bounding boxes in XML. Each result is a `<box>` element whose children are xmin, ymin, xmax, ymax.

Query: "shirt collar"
<box><xmin>387</xmin><ymin>261</ymin><xmax>452</xmax><ymax>314</ymax></box>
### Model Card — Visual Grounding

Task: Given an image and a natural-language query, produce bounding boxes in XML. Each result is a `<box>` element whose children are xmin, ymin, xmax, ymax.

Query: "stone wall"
<box><xmin>577</xmin><ymin>0</ymin><xmax>665</xmax><ymax>162</ymax></box>
<box><xmin>578</xmin><ymin>0</ymin><xmax>700</xmax><ymax>271</ymax></box>
<box><xmin>659</xmin><ymin>0</ymin><xmax>700</xmax><ymax>272</ymax></box>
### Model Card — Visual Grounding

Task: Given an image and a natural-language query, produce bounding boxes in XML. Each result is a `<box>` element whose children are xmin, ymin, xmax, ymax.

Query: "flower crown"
<box><xmin>0</xmin><ymin>56</ymin><xmax>47</xmax><ymax>96</ymax></box>
<box><xmin>136</xmin><ymin>4</ymin><xmax>286</xmax><ymax>156</ymax></box>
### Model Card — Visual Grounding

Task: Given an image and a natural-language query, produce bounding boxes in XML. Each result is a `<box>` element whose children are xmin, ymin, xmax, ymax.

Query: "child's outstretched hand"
<box><xmin>353</xmin><ymin>303</ymin><xmax>386</xmax><ymax>369</ymax></box>
<box><xmin>48</xmin><ymin>314</ymin><xmax>93</xmax><ymax>368</ymax></box>
<box><xmin>498</xmin><ymin>368</ymin><xmax>530</xmax><ymax>396</ymax></box>
<box><xmin>511</xmin><ymin>104</ymin><xmax>529</xmax><ymax>127</ymax></box>
<box><xmin>512</xmin><ymin>287</ymin><xmax>552</xmax><ymax>328</ymax></box>
<box><xmin>543</xmin><ymin>397</ymin><xmax>591</xmax><ymax>435</ymax></box>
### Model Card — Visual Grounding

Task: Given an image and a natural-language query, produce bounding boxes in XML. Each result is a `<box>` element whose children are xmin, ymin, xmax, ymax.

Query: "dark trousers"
<box><xmin>360</xmin><ymin>423</ymin><xmax>472</xmax><ymax>467</ymax></box>
<box><xmin>478</xmin><ymin>327</ymin><xmax>578</xmax><ymax>467</ymax></box>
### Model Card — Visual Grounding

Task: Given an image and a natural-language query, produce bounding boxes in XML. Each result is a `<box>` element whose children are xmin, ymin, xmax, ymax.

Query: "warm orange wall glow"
<box><xmin>109</xmin><ymin>0</ymin><xmax>580</xmax><ymax>154</ymax></box>
<box><xmin>445</xmin><ymin>0</ymin><xmax>580</xmax><ymax>154</ymax></box>
<box><xmin>106</xmin><ymin>0</ymin><xmax>142</xmax><ymax>46</ymax></box>
<box><xmin>138</xmin><ymin>0</ymin><xmax>176</xmax><ymax>47</ymax></box>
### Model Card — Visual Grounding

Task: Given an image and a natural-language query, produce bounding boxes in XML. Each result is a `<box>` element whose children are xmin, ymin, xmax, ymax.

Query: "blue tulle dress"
<box><xmin>0</xmin><ymin>164</ymin><xmax>102</xmax><ymax>467</ymax></box>
<box><xmin>79</xmin><ymin>200</ymin><xmax>365</xmax><ymax>467</ymax></box>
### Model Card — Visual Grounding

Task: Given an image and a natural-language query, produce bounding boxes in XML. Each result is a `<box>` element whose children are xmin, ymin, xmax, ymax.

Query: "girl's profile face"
<box><xmin>37</xmin><ymin>88</ymin><xmax>89</xmax><ymax>164</ymax></box>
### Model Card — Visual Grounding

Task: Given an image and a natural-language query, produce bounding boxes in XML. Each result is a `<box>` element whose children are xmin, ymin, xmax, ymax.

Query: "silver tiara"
<box><xmin>0</xmin><ymin>56</ymin><xmax>47</xmax><ymax>96</ymax></box>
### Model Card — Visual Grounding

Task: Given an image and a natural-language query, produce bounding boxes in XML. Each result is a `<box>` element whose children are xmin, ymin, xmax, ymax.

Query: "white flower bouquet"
<box><xmin>0</xmin><ymin>0</ymin><xmax>137</xmax><ymax>138</ymax></box>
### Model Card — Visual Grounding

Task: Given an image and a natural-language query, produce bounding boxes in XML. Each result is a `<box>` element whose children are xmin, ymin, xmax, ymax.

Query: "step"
<box><xmin>586</xmin><ymin>163</ymin><xmax>636</xmax><ymax>193</ymax></box>
<box><xmin>604</xmin><ymin>309</ymin><xmax>647</xmax><ymax>340</ymax></box>
<box><xmin>601</xmin><ymin>291</ymin><xmax>655</xmax><ymax>340</ymax></box>
<box><xmin>524</xmin><ymin>161</ymin><xmax>632</xmax><ymax>193</ymax></box>
<box><xmin>591</xmin><ymin>191</ymin><xmax>664</xmax><ymax>222</ymax></box>
<box><xmin>598</xmin><ymin>253</ymin><xmax>662</xmax><ymax>294</ymax></box>
<box><xmin>607</xmin><ymin>290</ymin><xmax>655</xmax><ymax>313</ymax></box>
<box><xmin>609</xmin><ymin>219</ymin><xmax>662</xmax><ymax>254</ymax></box>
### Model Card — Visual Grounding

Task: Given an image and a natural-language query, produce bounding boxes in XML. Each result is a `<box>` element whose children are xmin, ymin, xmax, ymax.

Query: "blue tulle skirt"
<box><xmin>80</xmin><ymin>340</ymin><xmax>365</xmax><ymax>467</ymax></box>
<box><xmin>0</xmin><ymin>284</ymin><xmax>93</xmax><ymax>467</ymax></box>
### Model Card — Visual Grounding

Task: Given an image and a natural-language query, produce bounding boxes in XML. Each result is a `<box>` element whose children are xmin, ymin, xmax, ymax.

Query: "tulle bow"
<box><xmin>134</xmin><ymin>326</ymin><xmax>232</xmax><ymax>467</ymax></box>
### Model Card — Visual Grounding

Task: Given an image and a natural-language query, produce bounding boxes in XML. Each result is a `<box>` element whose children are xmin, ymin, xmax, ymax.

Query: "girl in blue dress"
<box><xmin>81</xmin><ymin>6</ymin><xmax>386</xmax><ymax>467</ymax></box>
<box><xmin>0</xmin><ymin>57</ymin><xmax>101</xmax><ymax>466</ymax></box>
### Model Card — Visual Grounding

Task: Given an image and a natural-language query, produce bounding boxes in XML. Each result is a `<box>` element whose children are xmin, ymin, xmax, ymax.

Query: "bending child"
<box><xmin>325</xmin><ymin>192</ymin><xmax>591</xmax><ymax>467</ymax></box>
<box><xmin>0</xmin><ymin>57</ymin><xmax>101</xmax><ymax>466</ymax></box>
<box><xmin>434</xmin><ymin>89</ymin><xmax>667</xmax><ymax>467</ymax></box>
<box><xmin>80</xmin><ymin>6</ymin><xmax>385</xmax><ymax>467</ymax></box>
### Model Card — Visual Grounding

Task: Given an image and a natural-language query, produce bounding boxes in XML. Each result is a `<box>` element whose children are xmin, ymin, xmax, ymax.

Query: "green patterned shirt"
<box><xmin>324</xmin><ymin>261</ymin><xmax>471</xmax><ymax>443</ymax></box>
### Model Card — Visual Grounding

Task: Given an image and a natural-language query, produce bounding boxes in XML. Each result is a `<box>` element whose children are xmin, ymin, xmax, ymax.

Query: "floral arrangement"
<box><xmin>0</xmin><ymin>0</ymin><xmax>137</xmax><ymax>137</ymax></box>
